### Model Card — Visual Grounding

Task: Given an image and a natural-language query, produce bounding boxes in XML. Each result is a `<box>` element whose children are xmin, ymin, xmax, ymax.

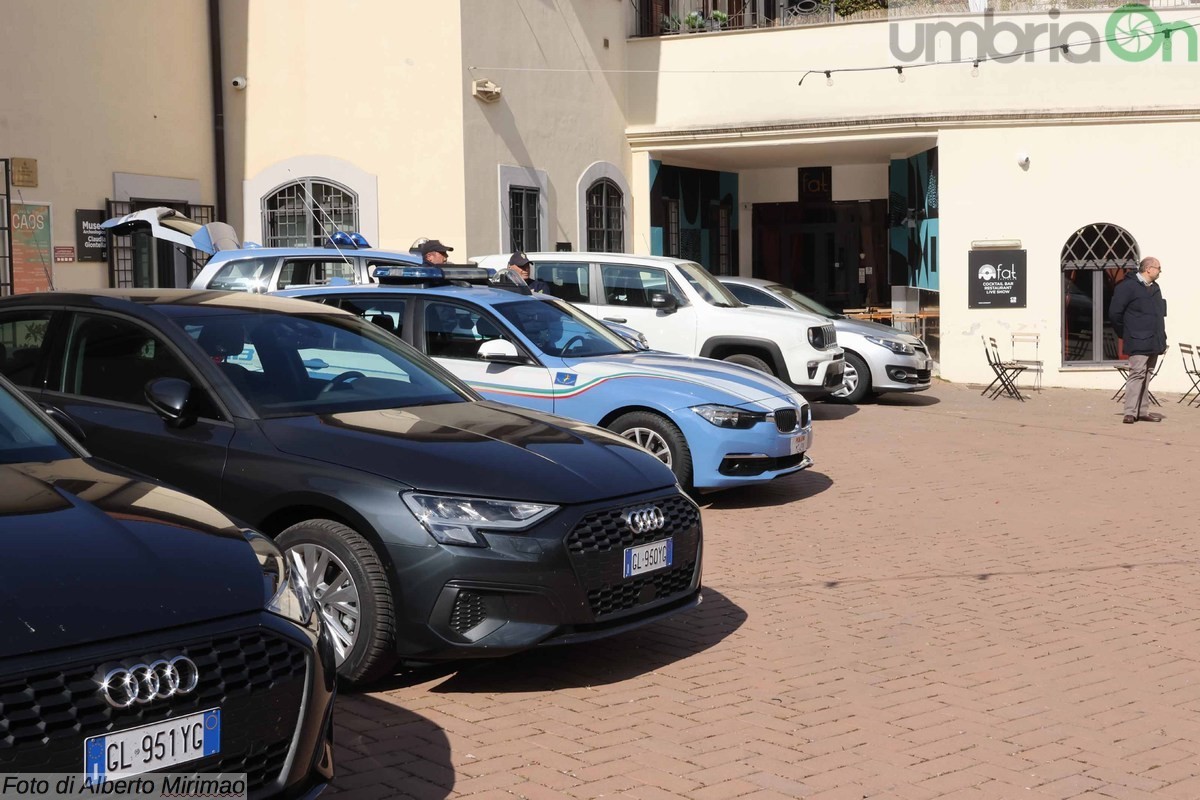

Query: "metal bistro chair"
<box><xmin>1179</xmin><ymin>343</ymin><xmax>1200</xmax><ymax>406</ymax></box>
<box><xmin>982</xmin><ymin>336</ymin><xmax>1027</xmax><ymax>401</ymax></box>
<box><xmin>1010</xmin><ymin>332</ymin><xmax>1043</xmax><ymax>392</ymax></box>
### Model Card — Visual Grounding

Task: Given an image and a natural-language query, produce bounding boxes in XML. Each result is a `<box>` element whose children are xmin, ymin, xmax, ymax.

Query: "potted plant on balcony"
<box><xmin>684</xmin><ymin>11</ymin><xmax>705</xmax><ymax>32</ymax></box>
<box><xmin>660</xmin><ymin>13</ymin><xmax>682</xmax><ymax>33</ymax></box>
<box><xmin>710</xmin><ymin>10</ymin><xmax>729</xmax><ymax>30</ymax></box>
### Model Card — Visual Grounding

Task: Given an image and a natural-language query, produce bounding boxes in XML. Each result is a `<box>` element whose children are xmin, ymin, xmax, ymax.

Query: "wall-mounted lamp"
<box><xmin>971</xmin><ymin>239</ymin><xmax>1022</xmax><ymax>249</ymax></box>
<box><xmin>1016</xmin><ymin>152</ymin><xmax>1030</xmax><ymax>168</ymax></box>
<box><xmin>471</xmin><ymin>78</ymin><xmax>502</xmax><ymax>103</ymax></box>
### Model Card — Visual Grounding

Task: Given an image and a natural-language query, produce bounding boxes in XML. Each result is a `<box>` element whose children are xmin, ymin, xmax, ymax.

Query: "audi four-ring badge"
<box><xmin>623</xmin><ymin>506</ymin><xmax>667</xmax><ymax>534</ymax></box>
<box><xmin>0</xmin><ymin>373</ymin><xmax>334</xmax><ymax>794</ymax></box>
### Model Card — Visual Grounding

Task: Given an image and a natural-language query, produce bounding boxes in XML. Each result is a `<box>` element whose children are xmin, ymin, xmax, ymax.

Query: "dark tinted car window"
<box><xmin>0</xmin><ymin>312</ymin><xmax>53</xmax><ymax>387</ymax></box>
<box><xmin>173</xmin><ymin>311</ymin><xmax>469</xmax><ymax>417</ymax></box>
<box><xmin>0</xmin><ymin>383</ymin><xmax>70</xmax><ymax>464</ymax></box>
<box><xmin>335</xmin><ymin>297</ymin><xmax>406</xmax><ymax>338</ymax></box>
<box><xmin>62</xmin><ymin>314</ymin><xmax>196</xmax><ymax>408</ymax></box>
<box><xmin>531</xmin><ymin>261</ymin><xmax>591</xmax><ymax>303</ymax></box>
<box><xmin>423</xmin><ymin>300</ymin><xmax>505</xmax><ymax>360</ymax></box>
<box><xmin>726</xmin><ymin>283</ymin><xmax>786</xmax><ymax>309</ymax></box>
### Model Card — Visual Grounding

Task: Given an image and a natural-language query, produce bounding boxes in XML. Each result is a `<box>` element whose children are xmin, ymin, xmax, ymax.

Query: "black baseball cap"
<box><xmin>508</xmin><ymin>252</ymin><xmax>531</xmax><ymax>268</ymax></box>
<box><xmin>418</xmin><ymin>239</ymin><xmax>453</xmax><ymax>256</ymax></box>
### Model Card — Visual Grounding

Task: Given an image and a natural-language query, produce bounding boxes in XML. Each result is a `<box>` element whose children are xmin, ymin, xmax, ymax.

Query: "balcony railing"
<box><xmin>634</xmin><ymin>0</ymin><xmax>1195</xmax><ymax>37</ymax></box>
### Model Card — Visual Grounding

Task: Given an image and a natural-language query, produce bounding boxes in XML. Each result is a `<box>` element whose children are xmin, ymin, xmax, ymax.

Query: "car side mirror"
<box><xmin>477</xmin><ymin>339</ymin><xmax>525</xmax><ymax>364</ymax></box>
<box><xmin>146</xmin><ymin>378</ymin><xmax>198</xmax><ymax>429</ymax></box>
<box><xmin>651</xmin><ymin>292</ymin><xmax>678</xmax><ymax>313</ymax></box>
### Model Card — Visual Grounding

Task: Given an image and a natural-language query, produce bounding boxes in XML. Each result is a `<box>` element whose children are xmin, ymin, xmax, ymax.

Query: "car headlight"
<box><xmin>864</xmin><ymin>335</ymin><xmax>915</xmax><ymax>355</ymax></box>
<box><xmin>402</xmin><ymin>492</ymin><xmax>559</xmax><ymax>547</ymax></box>
<box><xmin>692</xmin><ymin>403</ymin><xmax>768</xmax><ymax>429</ymax></box>
<box><xmin>242</xmin><ymin>530</ymin><xmax>315</xmax><ymax>627</ymax></box>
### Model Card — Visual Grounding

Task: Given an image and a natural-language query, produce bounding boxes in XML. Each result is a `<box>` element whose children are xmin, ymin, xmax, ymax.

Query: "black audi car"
<box><xmin>0</xmin><ymin>291</ymin><xmax>702</xmax><ymax>684</ymax></box>
<box><xmin>0</xmin><ymin>372</ymin><xmax>334</xmax><ymax>794</ymax></box>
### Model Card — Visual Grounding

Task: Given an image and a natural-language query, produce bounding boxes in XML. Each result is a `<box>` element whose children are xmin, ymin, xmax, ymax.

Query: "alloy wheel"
<box><xmin>288</xmin><ymin>544</ymin><xmax>361</xmax><ymax>664</ymax></box>
<box><xmin>620</xmin><ymin>427</ymin><xmax>674</xmax><ymax>467</ymax></box>
<box><xmin>832</xmin><ymin>361</ymin><xmax>860</xmax><ymax>398</ymax></box>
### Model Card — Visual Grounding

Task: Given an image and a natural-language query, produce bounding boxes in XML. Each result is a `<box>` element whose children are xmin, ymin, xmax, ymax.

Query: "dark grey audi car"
<box><xmin>0</xmin><ymin>372</ymin><xmax>334</xmax><ymax>794</ymax></box>
<box><xmin>0</xmin><ymin>290</ymin><xmax>702</xmax><ymax>685</ymax></box>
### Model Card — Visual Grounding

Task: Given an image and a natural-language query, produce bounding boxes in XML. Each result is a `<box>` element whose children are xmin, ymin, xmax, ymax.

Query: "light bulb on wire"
<box><xmin>971</xmin><ymin>59</ymin><xmax>980</xmax><ymax>77</ymax></box>
<box><xmin>825</xmin><ymin>70</ymin><xmax>833</xmax><ymax>86</ymax></box>
<box><xmin>896</xmin><ymin>66</ymin><xmax>905</xmax><ymax>83</ymax></box>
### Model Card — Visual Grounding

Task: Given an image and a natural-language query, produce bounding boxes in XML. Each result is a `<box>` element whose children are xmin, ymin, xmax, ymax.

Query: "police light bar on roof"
<box><xmin>326</xmin><ymin>231</ymin><xmax>371</xmax><ymax>249</ymax></box>
<box><xmin>370</xmin><ymin>265</ymin><xmax>493</xmax><ymax>286</ymax></box>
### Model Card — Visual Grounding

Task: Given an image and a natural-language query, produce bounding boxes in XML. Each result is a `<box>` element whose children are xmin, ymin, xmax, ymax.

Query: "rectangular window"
<box><xmin>717</xmin><ymin>206</ymin><xmax>731</xmax><ymax>275</ymax></box>
<box><xmin>531</xmin><ymin>261</ymin><xmax>590</xmax><ymax>303</ymax></box>
<box><xmin>509</xmin><ymin>187</ymin><xmax>540</xmax><ymax>252</ymax></box>
<box><xmin>0</xmin><ymin>311</ymin><xmax>53</xmax><ymax>387</ymax></box>
<box><xmin>666</xmin><ymin>199</ymin><xmax>680</xmax><ymax>257</ymax></box>
<box><xmin>276</xmin><ymin>259</ymin><xmax>358</xmax><ymax>290</ymax></box>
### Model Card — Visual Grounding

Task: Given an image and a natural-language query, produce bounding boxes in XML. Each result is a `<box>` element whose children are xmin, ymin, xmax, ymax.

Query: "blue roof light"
<box><xmin>372</xmin><ymin>265</ymin><xmax>446</xmax><ymax>283</ymax></box>
<box><xmin>349</xmin><ymin>232</ymin><xmax>371</xmax><ymax>248</ymax></box>
<box><xmin>327</xmin><ymin>231</ymin><xmax>356</xmax><ymax>249</ymax></box>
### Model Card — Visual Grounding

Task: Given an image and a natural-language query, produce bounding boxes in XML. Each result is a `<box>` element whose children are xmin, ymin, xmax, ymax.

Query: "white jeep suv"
<box><xmin>474</xmin><ymin>253</ymin><xmax>845</xmax><ymax>398</ymax></box>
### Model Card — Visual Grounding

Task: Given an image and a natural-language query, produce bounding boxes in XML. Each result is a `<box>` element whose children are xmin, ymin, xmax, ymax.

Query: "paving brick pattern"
<box><xmin>328</xmin><ymin>382</ymin><xmax>1200</xmax><ymax>799</ymax></box>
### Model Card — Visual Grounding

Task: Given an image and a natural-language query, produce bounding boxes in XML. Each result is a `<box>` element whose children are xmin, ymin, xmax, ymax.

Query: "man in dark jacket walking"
<box><xmin>1109</xmin><ymin>256</ymin><xmax>1167</xmax><ymax>424</ymax></box>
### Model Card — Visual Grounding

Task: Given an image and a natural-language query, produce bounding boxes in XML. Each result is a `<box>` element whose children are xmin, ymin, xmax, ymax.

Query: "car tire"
<box><xmin>722</xmin><ymin>353</ymin><xmax>774</xmax><ymax>375</ymax></box>
<box><xmin>278</xmin><ymin>519</ymin><xmax>397</xmax><ymax>685</ymax></box>
<box><xmin>831</xmin><ymin>351</ymin><xmax>872</xmax><ymax>404</ymax></box>
<box><xmin>608</xmin><ymin>411</ymin><xmax>694</xmax><ymax>491</ymax></box>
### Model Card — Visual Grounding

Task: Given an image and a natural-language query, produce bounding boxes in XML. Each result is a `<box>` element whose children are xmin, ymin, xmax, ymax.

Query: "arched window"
<box><xmin>261</xmin><ymin>178</ymin><xmax>359</xmax><ymax>247</ymax></box>
<box><xmin>1061</xmin><ymin>222</ymin><xmax>1139</xmax><ymax>364</ymax></box>
<box><xmin>586</xmin><ymin>179</ymin><xmax>624</xmax><ymax>253</ymax></box>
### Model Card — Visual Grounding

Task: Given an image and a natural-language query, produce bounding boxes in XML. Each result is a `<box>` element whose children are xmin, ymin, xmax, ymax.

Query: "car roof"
<box><xmin>718</xmin><ymin>276</ymin><xmax>776</xmax><ymax>288</ymax></box>
<box><xmin>208</xmin><ymin>247</ymin><xmax>422</xmax><ymax>263</ymax></box>
<box><xmin>277</xmin><ymin>283</ymin><xmax>543</xmax><ymax>309</ymax></box>
<box><xmin>0</xmin><ymin>288</ymin><xmax>358</xmax><ymax>317</ymax></box>
<box><xmin>473</xmin><ymin>252</ymin><xmax>695</xmax><ymax>268</ymax></box>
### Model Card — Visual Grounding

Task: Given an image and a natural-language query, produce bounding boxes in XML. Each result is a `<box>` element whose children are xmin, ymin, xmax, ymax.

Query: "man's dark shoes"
<box><xmin>1139</xmin><ymin>413</ymin><xmax>1163</xmax><ymax>422</ymax></box>
<box><xmin>1123</xmin><ymin>415</ymin><xmax>1137</xmax><ymax>424</ymax></box>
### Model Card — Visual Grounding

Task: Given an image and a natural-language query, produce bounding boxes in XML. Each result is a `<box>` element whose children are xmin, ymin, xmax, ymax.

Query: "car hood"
<box><xmin>834</xmin><ymin>317</ymin><xmax>922</xmax><ymax>343</ymax></box>
<box><xmin>0</xmin><ymin>459</ymin><xmax>264</xmax><ymax>659</ymax></box>
<box><xmin>259</xmin><ymin>401</ymin><xmax>677</xmax><ymax>505</ymax></box>
<box><xmin>565</xmin><ymin>351</ymin><xmax>800</xmax><ymax>408</ymax></box>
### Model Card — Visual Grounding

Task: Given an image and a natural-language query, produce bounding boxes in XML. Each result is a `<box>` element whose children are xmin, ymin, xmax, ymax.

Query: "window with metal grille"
<box><xmin>262</xmin><ymin>179</ymin><xmax>358</xmax><ymax>248</ymax></box>
<box><xmin>665</xmin><ymin>199</ymin><xmax>680</xmax><ymax>257</ymax></box>
<box><xmin>1061</xmin><ymin>222</ymin><xmax>1140</xmax><ymax>365</ymax></box>
<box><xmin>509</xmin><ymin>186</ymin><xmax>539</xmax><ymax>252</ymax></box>
<box><xmin>586</xmin><ymin>179</ymin><xmax>624</xmax><ymax>253</ymax></box>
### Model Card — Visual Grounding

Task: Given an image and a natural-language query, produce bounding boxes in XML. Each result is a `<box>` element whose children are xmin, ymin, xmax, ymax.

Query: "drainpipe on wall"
<box><xmin>208</xmin><ymin>0</ymin><xmax>228</xmax><ymax>222</ymax></box>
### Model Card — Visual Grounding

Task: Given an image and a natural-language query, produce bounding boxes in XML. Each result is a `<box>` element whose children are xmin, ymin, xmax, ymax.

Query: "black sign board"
<box><xmin>798</xmin><ymin>166</ymin><xmax>832</xmax><ymax>202</ymax></box>
<box><xmin>968</xmin><ymin>249</ymin><xmax>1026</xmax><ymax>308</ymax></box>
<box><xmin>75</xmin><ymin>209</ymin><xmax>108</xmax><ymax>262</ymax></box>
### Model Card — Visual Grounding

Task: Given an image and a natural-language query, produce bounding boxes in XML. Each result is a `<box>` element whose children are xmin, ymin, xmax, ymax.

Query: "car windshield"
<box><xmin>170</xmin><ymin>310</ymin><xmax>473</xmax><ymax>418</ymax></box>
<box><xmin>677</xmin><ymin>262</ymin><xmax>743</xmax><ymax>308</ymax></box>
<box><xmin>0</xmin><ymin>381</ymin><xmax>72</xmax><ymax>464</ymax></box>
<box><xmin>494</xmin><ymin>297</ymin><xmax>633</xmax><ymax>358</ymax></box>
<box><xmin>767</xmin><ymin>284</ymin><xmax>837</xmax><ymax>318</ymax></box>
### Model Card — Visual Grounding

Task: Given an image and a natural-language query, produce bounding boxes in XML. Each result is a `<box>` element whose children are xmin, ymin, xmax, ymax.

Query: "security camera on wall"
<box><xmin>231</xmin><ymin>76</ymin><xmax>247</xmax><ymax>90</ymax></box>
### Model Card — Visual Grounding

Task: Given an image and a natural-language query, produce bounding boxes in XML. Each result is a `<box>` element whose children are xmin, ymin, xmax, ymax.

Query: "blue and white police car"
<box><xmin>275</xmin><ymin>266</ymin><xmax>814</xmax><ymax>492</ymax></box>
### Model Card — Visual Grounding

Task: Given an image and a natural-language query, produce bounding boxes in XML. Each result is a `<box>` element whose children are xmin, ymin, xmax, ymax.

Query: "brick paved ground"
<box><xmin>328</xmin><ymin>380</ymin><xmax>1200</xmax><ymax>799</ymax></box>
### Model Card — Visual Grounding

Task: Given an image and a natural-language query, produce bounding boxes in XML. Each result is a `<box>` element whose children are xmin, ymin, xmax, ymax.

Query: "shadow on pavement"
<box><xmin>875</xmin><ymin>391</ymin><xmax>941</xmax><ymax>407</ymax></box>
<box><xmin>326</xmin><ymin>693</ymin><xmax>453</xmax><ymax>798</ymax></box>
<box><xmin>701</xmin><ymin>468</ymin><xmax>833</xmax><ymax>510</ymax></box>
<box><xmin>379</xmin><ymin>589</ymin><xmax>745</xmax><ymax>695</ymax></box>
<box><xmin>810</xmin><ymin>402</ymin><xmax>859</xmax><ymax>421</ymax></box>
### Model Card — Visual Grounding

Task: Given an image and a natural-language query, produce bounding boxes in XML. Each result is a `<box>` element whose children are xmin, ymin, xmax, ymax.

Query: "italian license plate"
<box><xmin>85</xmin><ymin>708</ymin><xmax>220</xmax><ymax>781</ymax></box>
<box><xmin>790</xmin><ymin>429</ymin><xmax>811</xmax><ymax>454</ymax></box>
<box><xmin>624</xmin><ymin>538</ymin><xmax>673</xmax><ymax>578</ymax></box>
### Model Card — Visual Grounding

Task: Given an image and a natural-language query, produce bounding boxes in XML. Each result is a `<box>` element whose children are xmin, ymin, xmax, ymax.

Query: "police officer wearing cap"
<box><xmin>509</xmin><ymin>252</ymin><xmax>548</xmax><ymax>293</ymax></box>
<box><xmin>418</xmin><ymin>239</ymin><xmax>453</xmax><ymax>266</ymax></box>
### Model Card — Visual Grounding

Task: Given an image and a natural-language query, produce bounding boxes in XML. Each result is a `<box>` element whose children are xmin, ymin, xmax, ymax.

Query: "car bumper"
<box><xmin>681</xmin><ymin>408</ymin><xmax>815</xmax><ymax>489</ymax></box>
<box><xmin>0</xmin><ymin>612</ymin><xmax>335</xmax><ymax>800</ymax></box>
<box><xmin>870</xmin><ymin>352</ymin><xmax>933</xmax><ymax>393</ymax></box>
<box><xmin>786</xmin><ymin>355</ymin><xmax>845</xmax><ymax>399</ymax></box>
<box><xmin>384</xmin><ymin>487</ymin><xmax>703</xmax><ymax>662</ymax></box>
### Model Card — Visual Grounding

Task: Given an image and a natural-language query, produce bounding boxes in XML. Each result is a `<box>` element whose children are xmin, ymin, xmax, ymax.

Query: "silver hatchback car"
<box><xmin>719</xmin><ymin>277</ymin><xmax>932</xmax><ymax>403</ymax></box>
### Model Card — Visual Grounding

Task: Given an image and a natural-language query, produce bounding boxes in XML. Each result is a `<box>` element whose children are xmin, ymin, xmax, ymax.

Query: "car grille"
<box><xmin>565</xmin><ymin>493</ymin><xmax>701</xmax><ymax>619</ymax></box>
<box><xmin>0</xmin><ymin>629</ymin><xmax>308</xmax><ymax>790</ymax></box>
<box><xmin>771</xmin><ymin>406</ymin><xmax>810</xmax><ymax>432</ymax></box>
<box><xmin>808</xmin><ymin>323</ymin><xmax>838</xmax><ymax>350</ymax></box>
